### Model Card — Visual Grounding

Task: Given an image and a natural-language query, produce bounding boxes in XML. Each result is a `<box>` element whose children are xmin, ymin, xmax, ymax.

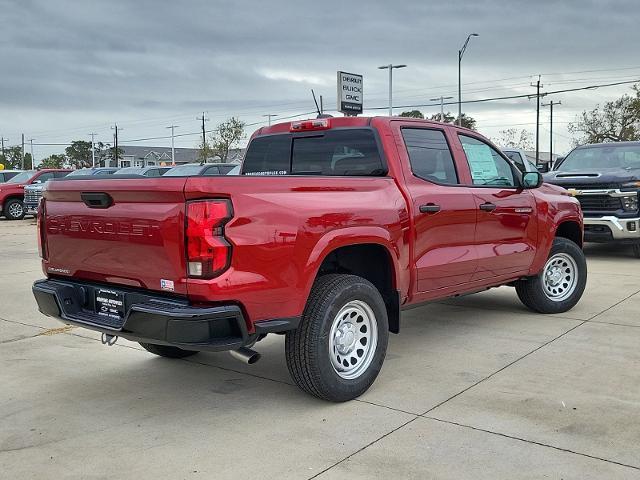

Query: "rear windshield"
<box><xmin>556</xmin><ymin>144</ymin><xmax>640</xmax><ymax>171</ymax></box>
<box><xmin>163</xmin><ymin>164</ymin><xmax>204</xmax><ymax>176</ymax></box>
<box><xmin>243</xmin><ymin>128</ymin><xmax>385</xmax><ymax>176</ymax></box>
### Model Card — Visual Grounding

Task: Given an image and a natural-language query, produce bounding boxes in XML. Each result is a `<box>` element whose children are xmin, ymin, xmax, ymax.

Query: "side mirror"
<box><xmin>522</xmin><ymin>171</ymin><xmax>543</xmax><ymax>189</ymax></box>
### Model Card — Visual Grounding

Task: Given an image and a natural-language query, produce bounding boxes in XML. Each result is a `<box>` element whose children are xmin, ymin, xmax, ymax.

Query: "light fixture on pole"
<box><xmin>378</xmin><ymin>64</ymin><xmax>407</xmax><ymax>116</ymax></box>
<box><xmin>458</xmin><ymin>33</ymin><xmax>479</xmax><ymax>126</ymax></box>
<box><xmin>263</xmin><ymin>114</ymin><xmax>277</xmax><ymax>126</ymax></box>
<box><xmin>430</xmin><ymin>96</ymin><xmax>454</xmax><ymax>122</ymax></box>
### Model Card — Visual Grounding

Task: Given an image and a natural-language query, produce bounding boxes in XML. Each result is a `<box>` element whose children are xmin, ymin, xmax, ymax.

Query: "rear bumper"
<box><xmin>32</xmin><ymin>278</ymin><xmax>251</xmax><ymax>352</ymax></box>
<box><xmin>584</xmin><ymin>216</ymin><xmax>640</xmax><ymax>242</ymax></box>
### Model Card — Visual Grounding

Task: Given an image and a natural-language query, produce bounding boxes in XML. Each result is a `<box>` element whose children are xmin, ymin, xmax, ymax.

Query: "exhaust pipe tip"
<box><xmin>229</xmin><ymin>346</ymin><xmax>261</xmax><ymax>365</ymax></box>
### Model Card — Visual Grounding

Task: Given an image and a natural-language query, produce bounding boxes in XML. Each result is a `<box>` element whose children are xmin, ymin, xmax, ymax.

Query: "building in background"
<box><xmin>111</xmin><ymin>146</ymin><xmax>245</xmax><ymax>168</ymax></box>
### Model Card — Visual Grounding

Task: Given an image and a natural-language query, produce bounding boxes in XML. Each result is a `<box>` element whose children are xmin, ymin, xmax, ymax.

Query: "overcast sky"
<box><xmin>1</xmin><ymin>0</ymin><xmax>639</xmax><ymax>161</ymax></box>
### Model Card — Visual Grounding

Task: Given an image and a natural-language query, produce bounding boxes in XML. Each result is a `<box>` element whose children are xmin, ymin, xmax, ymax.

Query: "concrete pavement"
<box><xmin>1</xmin><ymin>218</ymin><xmax>639</xmax><ymax>479</ymax></box>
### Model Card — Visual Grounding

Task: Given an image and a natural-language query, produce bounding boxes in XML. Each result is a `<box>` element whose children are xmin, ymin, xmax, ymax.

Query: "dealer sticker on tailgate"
<box><xmin>95</xmin><ymin>288</ymin><xmax>125</xmax><ymax>321</ymax></box>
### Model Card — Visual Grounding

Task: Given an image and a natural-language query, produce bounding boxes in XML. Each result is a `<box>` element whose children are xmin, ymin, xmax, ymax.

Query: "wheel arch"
<box><xmin>305</xmin><ymin>229</ymin><xmax>402</xmax><ymax>334</ymax></box>
<box><xmin>555</xmin><ymin>220</ymin><xmax>583</xmax><ymax>248</ymax></box>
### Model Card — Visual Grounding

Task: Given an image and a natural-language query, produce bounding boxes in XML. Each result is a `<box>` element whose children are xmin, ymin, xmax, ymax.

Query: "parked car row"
<box><xmin>1</xmin><ymin>162</ymin><xmax>240</xmax><ymax>220</ymax></box>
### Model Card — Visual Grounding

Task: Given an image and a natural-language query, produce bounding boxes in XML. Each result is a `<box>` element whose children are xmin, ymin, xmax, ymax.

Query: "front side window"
<box><xmin>401</xmin><ymin>128</ymin><xmax>458</xmax><ymax>184</ymax></box>
<box><xmin>459</xmin><ymin>135</ymin><xmax>515</xmax><ymax>187</ymax></box>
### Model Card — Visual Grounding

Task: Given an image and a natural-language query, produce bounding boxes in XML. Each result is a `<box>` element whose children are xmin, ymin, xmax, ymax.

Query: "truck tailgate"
<box><xmin>43</xmin><ymin>178</ymin><xmax>189</xmax><ymax>295</ymax></box>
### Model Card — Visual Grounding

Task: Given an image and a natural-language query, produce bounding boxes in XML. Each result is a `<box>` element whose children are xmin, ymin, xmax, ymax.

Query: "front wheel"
<box><xmin>285</xmin><ymin>274</ymin><xmax>389</xmax><ymax>402</ymax></box>
<box><xmin>516</xmin><ymin>237</ymin><xmax>587</xmax><ymax>314</ymax></box>
<box><xmin>4</xmin><ymin>199</ymin><xmax>25</xmax><ymax>220</ymax></box>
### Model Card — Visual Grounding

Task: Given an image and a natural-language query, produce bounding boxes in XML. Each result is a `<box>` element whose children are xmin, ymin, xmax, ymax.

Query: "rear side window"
<box><xmin>402</xmin><ymin>128</ymin><xmax>458</xmax><ymax>184</ymax></box>
<box><xmin>243</xmin><ymin>129</ymin><xmax>385</xmax><ymax>176</ymax></box>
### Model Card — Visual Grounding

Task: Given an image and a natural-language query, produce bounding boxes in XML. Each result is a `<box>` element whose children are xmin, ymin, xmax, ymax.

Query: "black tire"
<box><xmin>4</xmin><ymin>198</ymin><xmax>25</xmax><ymax>220</ymax></box>
<box><xmin>285</xmin><ymin>274</ymin><xmax>389</xmax><ymax>402</ymax></box>
<box><xmin>139</xmin><ymin>342</ymin><xmax>198</xmax><ymax>359</ymax></box>
<box><xmin>516</xmin><ymin>237</ymin><xmax>587</xmax><ymax>314</ymax></box>
<box><xmin>632</xmin><ymin>243</ymin><xmax>640</xmax><ymax>259</ymax></box>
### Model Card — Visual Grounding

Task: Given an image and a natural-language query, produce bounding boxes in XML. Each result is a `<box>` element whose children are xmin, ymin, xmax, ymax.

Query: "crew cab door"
<box><xmin>394</xmin><ymin>124</ymin><xmax>478</xmax><ymax>294</ymax></box>
<box><xmin>456</xmin><ymin>134</ymin><xmax>538</xmax><ymax>279</ymax></box>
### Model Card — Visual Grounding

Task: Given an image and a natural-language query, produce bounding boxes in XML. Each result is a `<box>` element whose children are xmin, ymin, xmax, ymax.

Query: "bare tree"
<box><xmin>568</xmin><ymin>84</ymin><xmax>640</xmax><ymax>145</ymax></box>
<box><xmin>496</xmin><ymin>128</ymin><xmax>534</xmax><ymax>149</ymax></box>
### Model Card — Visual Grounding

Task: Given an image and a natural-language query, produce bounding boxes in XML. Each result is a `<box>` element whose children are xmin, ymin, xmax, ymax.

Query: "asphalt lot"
<box><xmin>1</xmin><ymin>218</ymin><xmax>639</xmax><ymax>479</ymax></box>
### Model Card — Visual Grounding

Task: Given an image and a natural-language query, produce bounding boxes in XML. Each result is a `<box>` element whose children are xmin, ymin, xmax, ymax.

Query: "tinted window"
<box><xmin>144</xmin><ymin>169</ymin><xmax>160</xmax><ymax>177</ymax></box>
<box><xmin>163</xmin><ymin>164</ymin><xmax>205</xmax><ymax>176</ymax></box>
<box><xmin>7</xmin><ymin>171</ymin><xmax>37</xmax><ymax>183</ymax></box>
<box><xmin>292</xmin><ymin>129</ymin><xmax>384</xmax><ymax>176</ymax></box>
<box><xmin>54</xmin><ymin>171</ymin><xmax>70</xmax><ymax>178</ymax></box>
<box><xmin>67</xmin><ymin>169</ymin><xmax>93</xmax><ymax>177</ymax></box>
<box><xmin>243</xmin><ymin>135</ymin><xmax>291</xmax><ymax>175</ymax></box>
<box><xmin>203</xmin><ymin>166</ymin><xmax>221</xmax><ymax>176</ymax></box>
<box><xmin>114</xmin><ymin>167</ymin><xmax>143</xmax><ymax>175</ymax></box>
<box><xmin>243</xmin><ymin>129</ymin><xmax>384</xmax><ymax>176</ymax></box>
<box><xmin>459</xmin><ymin>135</ymin><xmax>515</xmax><ymax>187</ymax></box>
<box><xmin>36</xmin><ymin>172</ymin><xmax>55</xmax><ymax>183</ymax></box>
<box><xmin>219</xmin><ymin>165</ymin><xmax>235</xmax><ymax>174</ymax></box>
<box><xmin>402</xmin><ymin>128</ymin><xmax>458</xmax><ymax>184</ymax></box>
<box><xmin>556</xmin><ymin>144</ymin><xmax>640</xmax><ymax>171</ymax></box>
<box><xmin>504</xmin><ymin>151</ymin><xmax>526</xmax><ymax>173</ymax></box>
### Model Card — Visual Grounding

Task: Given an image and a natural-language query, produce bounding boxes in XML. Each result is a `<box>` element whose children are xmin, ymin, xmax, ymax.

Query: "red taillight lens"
<box><xmin>290</xmin><ymin>118</ymin><xmax>331</xmax><ymax>132</ymax></box>
<box><xmin>37</xmin><ymin>198</ymin><xmax>47</xmax><ymax>260</ymax></box>
<box><xmin>185</xmin><ymin>199</ymin><xmax>232</xmax><ymax>278</ymax></box>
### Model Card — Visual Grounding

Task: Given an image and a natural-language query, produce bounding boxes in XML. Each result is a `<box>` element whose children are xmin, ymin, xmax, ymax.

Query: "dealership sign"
<box><xmin>337</xmin><ymin>71</ymin><xmax>363</xmax><ymax>115</ymax></box>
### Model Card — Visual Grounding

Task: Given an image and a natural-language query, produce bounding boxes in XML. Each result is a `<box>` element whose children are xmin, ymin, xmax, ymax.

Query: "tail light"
<box><xmin>37</xmin><ymin>198</ymin><xmax>47</xmax><ymax>260</ymax></box>
<box><xmin>185</xmin><ymin>199</ymin><xmax>232</xmax><ymax>278</ymax></box>
<box><xmin>290</xmin><ymin>118</ymin><xmax>331</xmax><ymax>132</ymax></box>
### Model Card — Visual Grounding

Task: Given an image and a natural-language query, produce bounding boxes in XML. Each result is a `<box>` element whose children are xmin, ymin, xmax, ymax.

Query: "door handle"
<box><xmin>419</xmin><ymin>203</ymin><xmax>441</xmax><ymax>213</ymax></box>
<box><xmin>479</xmin><ymin>202</ymin><xmax>497</xmax><ymax>212</ymax></box>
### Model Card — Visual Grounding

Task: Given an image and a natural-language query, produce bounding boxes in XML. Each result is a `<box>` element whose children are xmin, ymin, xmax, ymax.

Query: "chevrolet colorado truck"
<box><xmin>544</xmin><ymin>141</ymin><xmax>640</xmax><ymax>257</ymax></box>
<box><xmin>32</xmin><ymin>117</ymin><xmax>586</xmax><ymax>401</ymax></box>
<box><xmin>0</xmin><ymin>169</ymin><xmax>71</xmax><ymax>220</ymax></box>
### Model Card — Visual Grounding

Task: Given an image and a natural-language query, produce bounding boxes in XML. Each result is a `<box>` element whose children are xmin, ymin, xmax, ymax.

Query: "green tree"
<box><xmin>1</xmin><ymin>146</ymin><xmax>24</xmax><ymax>169</ymax></box>
<box><xmin>23</xmin><ymin>153</ymin><xmax>33</xmax><ymax>169</ymax></box>
<box><xmin>39</xmin><ymin>154</ymin><xmax>67</xmax><ymax>169</ymax></box>
<box><xmin>197</xmin><ymin>140</ymin><xmax>214</xmax><ymax>163</ymax></box>
<box><xmin>399</xmin><ymin>110</ymin><xmax>424</xmax><ymax>119</ymax></box>
<box><xmin>100</xmin><ymin>143</ymin><xmax>124</xmax><ymax>167</ymax></box>
<box><xmin>65</xmin><ymin>140</ymin><xmax>93</xmax><ymax>169</ymax></box>
<box><xmin>568</xmin><ymin>84</ymin><xmax>640</xmax><ymax>145</ymax></box>
<box><xmin>209</xmin><ymin>117</ymin><xmax>246</xmax><ymax>162</ymax></box>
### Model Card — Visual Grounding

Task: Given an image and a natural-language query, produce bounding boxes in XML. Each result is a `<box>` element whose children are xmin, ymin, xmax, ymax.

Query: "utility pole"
<box><xmin>430</xmin><ymin>96</ymin><xmax>454</xmax><ymax>122</ymax></box>
<box><xmin>0</xmin><ymin>136</ymin><xmax>7</xmax><ymax>158</ymax></box>
<box><xmin>29</xmin><ymin>138</ymin><xmax>35</xmax><ymax>168</ymax></box>
<box><xmin>530</xmin><ymin>76</ymin><xmax>546</xmax><ymax>165</ymax></box>
<box><xmin>196</xmin><ymin>112</ymin><xmax>209</xmax><ymax>147</ymax></box>
<box><xmin>320</xmin><ymin>95</ymin><xmax>324</xmax><ymax>114</ymax></box>
<box><xmin>262</xmin><ymin>114</ymin><xmax>277</xmax><ymax>126</ymax></box>
<box><xmin>458</xmin><ymin>33</ymin><xmax>479</xmax><ymax>126</ymax></box>
<box><xmin>111</xmin><ymin>124</ymin><xmax>121</xmax><ymax>167</ymax></box>
<box><xmin>166</xmin><ymin>125</ymin><xmax>179</xmax><ymax>165</ymax></box>
<box><xmin>89</xmin><ymin>133</ymin><xmax>97</xmax><ymax>167</ymax></box>
<box><xmin>542</xmin><ymin>100</ymin><xmax>561</xmax><ymax>166</ymax></box>
<box><xmin>21</xmin><ymin>134</ymin><xmax>25</xmax><ymax>170</ymax></box>
<box><xmin>378</xmin><ymin>64</ymin><xmax>407</xmax><ymax>116</ymax></box>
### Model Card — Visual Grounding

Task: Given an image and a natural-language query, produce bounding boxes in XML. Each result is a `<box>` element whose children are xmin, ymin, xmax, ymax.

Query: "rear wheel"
<box><xmin>4</xmin><ymin>199</ymin><xmax>25</xmax><ymax>220</ymax></box>
<box><xmin>139</xmin><ymin>342</ymin><xmax>198</xmax><ymax>359</ymax></box>
<box><xmin>516</xmin><ymin>237</ymin><xmax>587</xmax><ymax>314</ymax></box>
<box><xmin>285</xmin><ymin>274</ymin><xmax>389</xmax><ymax>402</ymax></box>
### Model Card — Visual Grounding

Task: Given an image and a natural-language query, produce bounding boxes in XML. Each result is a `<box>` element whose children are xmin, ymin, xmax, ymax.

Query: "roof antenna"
<box><xmin>311</xmin><ymin>89</ymin><xmax>333</xmax><ymax>119</ymax></box>
<box><xmin>311</xmin><ymin>89</ymin><xmax>321</xmax><ymax>116</ymax></box>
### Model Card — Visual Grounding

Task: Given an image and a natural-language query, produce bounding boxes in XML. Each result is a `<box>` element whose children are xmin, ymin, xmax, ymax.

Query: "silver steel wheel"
<box><xmin>8</xmin><ymin>202</ymin><xmax>23</xmax><ymax>218</ymax></box>
<box><xmin>542</xmin><ymin>252</ymin><xmax>578</xmax><ymax>301</ymax></box>
<box><xmin>329</xmin><ymin>300</ymin><xmax>378</xmax><ymax>380</ymax></box>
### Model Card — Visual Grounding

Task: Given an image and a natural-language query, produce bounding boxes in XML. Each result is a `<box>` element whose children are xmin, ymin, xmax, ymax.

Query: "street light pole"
<box><xmin>458</xmin><ymin>33</ymin><xmax>479</xmax><ymax>126</ymax></box>
<box><xmin>29</xmin><ymin>138</ymin><xmax>35</xmax><ymax>167</ymax></box>
<box><xmin>430</xmin><ymin>96</ymin><xmax>454</xmax><ymax>122</ymax></box>
<box><xmin>89</xmin><ymin>132</ymin><xmax>97</xmax><ymax>167</ymax></box>
<box><xmin>542</xmin><ymin>100</ymin><xmax>561</xmax><ymax>166</ymax></box>
<box><xmin>166</xmin><ymin>125</ymin><xmax>179</xmax><ymax>165</ymax></box>
<box><xmin>378</xmin><ymin>64</ymin><xmax>407</xmax><ymax>116</ymax></box>
<box><xmin>262</xmin><ymin>114</ymin><xmax>277</xmax><ymax>126</ymax></box>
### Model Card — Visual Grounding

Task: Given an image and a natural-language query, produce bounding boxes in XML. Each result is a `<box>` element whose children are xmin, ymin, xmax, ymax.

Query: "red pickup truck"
<box><xmin>0</xmin><ymin>169</ymin><xmax>71</xmax><ymax>220</ymax></box>
<box><xmin>32</xmin><ymin>117</ymin><xmax>586</xmax><ymax>401</ymax></box>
